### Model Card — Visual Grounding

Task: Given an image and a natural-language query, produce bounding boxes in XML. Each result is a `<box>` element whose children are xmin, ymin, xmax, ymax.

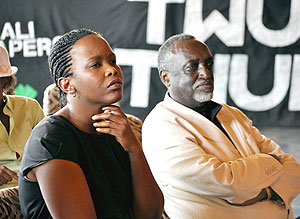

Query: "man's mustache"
<box><xmin>195</xmin><ymin>78</ymin><xmax>214</xmax><ymax>86</ymax></box>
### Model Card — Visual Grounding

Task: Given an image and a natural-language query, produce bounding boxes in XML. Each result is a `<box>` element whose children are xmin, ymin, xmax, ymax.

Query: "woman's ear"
<box><xmin>159</xmin><ymin>70</ymin><xmax>170</xmax><ymax>87</ymax></box>
<box><xmin>58</xmin><ymin>77</ymin><xmax>75</xmax><ymax>95</ymax></box>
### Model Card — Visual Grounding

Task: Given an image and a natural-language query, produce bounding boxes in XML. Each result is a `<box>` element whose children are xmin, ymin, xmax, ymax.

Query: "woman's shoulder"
<box><xmin>24</xmin><ymin>115</ymin><xmax>82</xmax><ymax>161</ymax></box>
<box><xmin>21</xmin><ymin>116</ymin><xmax>83</xmax><ymax>177</ymax></box>
<box><xmin>31</xmin><ymin>115</ymin><xmax>79</xmax><ymax>141</ymax></box>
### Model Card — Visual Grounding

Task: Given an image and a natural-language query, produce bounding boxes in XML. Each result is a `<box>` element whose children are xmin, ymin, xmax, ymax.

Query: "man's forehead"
<box><xmin>171</xmin><ymin>39</ymin><xmax>211</xmax><ymax>60</ymax></box>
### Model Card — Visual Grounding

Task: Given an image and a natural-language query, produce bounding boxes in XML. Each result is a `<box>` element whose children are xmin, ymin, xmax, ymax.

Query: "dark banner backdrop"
<box><xmin>1</xmin><ymin>0</ymin><xmax>299</xmax><ymax>126</ymax></box>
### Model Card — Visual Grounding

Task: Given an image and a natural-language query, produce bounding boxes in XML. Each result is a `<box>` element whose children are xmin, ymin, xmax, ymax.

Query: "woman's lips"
<box><xmin>107</xmin><ymin>79</ymin><xmax>122</xmax><ymax>89</ymax></box>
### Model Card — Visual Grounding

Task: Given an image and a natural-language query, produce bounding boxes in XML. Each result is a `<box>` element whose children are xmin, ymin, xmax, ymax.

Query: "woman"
<box><xmin>42</xmin><ymin>83</ymin><xmax>143</xmax><ymax>143</ymax></box>
<box><xmin>0</xmin><ymin>45</ymin><xmax>44</xmax><ymax>188</ymax></box>
<box><xmin>19</xmin><ymin>28</ymin><xmax>164</xmax><ymax>218</ymax></box>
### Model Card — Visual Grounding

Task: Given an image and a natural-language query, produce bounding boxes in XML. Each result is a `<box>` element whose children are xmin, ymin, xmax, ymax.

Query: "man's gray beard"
<box><xmin>193</xmin><ymin>91</ymin><xmax>213</xmax><ymax>103</ymax></box>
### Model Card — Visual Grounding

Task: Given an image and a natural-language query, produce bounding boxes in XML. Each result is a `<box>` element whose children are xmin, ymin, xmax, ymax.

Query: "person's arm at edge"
<box><xmin>230</xmin><ymin>106</ymin><xmax>300</xmax><ymax>207</ymax></box>
<box><xmin>252</xmin><ymin>132</ymin><xmax>300</xmax><ymax>210</ymax></box>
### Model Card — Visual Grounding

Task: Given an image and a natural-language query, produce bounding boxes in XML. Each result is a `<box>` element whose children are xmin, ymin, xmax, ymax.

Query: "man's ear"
<box><xmin>1</xmin><ymin>77</ymin><xmax>9</xmax><ymax>87</ymax></box>
<box><xmin>159</xmin><ymin>70</ymin><xmax>170</xmax><ymax>87</ymax></box>
<box><xmin>58</xmin><ymin>77</ymin><xmax>75</xmax><ymax>95</ymax></box>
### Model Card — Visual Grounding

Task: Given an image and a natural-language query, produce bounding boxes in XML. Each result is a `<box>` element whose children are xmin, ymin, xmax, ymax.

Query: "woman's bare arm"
<box><xmin>31</xmin><ymin>159</ymin><xmax>97</xmax><ymax>219</ymax></box>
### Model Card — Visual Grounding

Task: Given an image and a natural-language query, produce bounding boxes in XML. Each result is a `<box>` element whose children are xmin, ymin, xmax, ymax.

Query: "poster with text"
<box><xmin>1</xmin><ymin>0</ymin><xmax>299</xmax><ymax>126</ymax></box>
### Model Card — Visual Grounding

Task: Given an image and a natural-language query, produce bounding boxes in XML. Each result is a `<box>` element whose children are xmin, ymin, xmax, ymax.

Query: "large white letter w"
<box><xmin>184</xmin><ymin>0</ymin><xmax>246</xmax><ymax>46</ymax></box>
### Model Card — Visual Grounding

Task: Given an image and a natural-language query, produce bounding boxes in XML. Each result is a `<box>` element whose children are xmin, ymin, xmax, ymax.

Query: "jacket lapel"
<box><xmin>217</xmin><ymin>105</ymin><xmax>251</xmax><ymax>158</ymax></box>
<box><xmin>164</xmin><ymin>93</ymin><xmax>242</xmax><ymax>158</ymax></box>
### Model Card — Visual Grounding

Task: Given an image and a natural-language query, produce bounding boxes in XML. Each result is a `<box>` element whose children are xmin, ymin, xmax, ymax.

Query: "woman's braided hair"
<box><xmin>48</xmin><ymin>28</ymin><xmax>99</xmax><ymax>107</ymax></box>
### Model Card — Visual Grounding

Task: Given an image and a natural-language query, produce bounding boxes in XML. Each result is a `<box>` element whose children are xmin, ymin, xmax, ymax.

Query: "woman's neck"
<box><xmin>58</xmin><ymin>102</ymin><xmax>104</xmax><ymax>134</ymax></box>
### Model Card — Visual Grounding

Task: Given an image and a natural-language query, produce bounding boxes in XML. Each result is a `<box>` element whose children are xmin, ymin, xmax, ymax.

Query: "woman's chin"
<box><xmin>110</xmin><ymin>94</ymin><xmax>123</xmax><ymax>105</ymax></box>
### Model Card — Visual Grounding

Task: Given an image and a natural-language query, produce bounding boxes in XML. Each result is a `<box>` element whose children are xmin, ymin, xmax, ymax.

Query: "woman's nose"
<box><xmin>105</xmin><ymin>65</ymin><xmax>117</xmax><ymax>77</ymax></box>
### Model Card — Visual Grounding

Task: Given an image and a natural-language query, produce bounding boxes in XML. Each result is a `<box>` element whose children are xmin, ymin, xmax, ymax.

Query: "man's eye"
<box><xmin>205</xmin><ymin>60</ymin><xmax>214</xmax><ymax>70</ymax></box>
<box><xmin>185</xmin><ymin>64</ymin><xmax>197</xmax><ymax>71</ymax></box>
<box><xmin>186</xmin><ymin>66</ymin><xmax>192</xmax><ymax>71</ymax></box>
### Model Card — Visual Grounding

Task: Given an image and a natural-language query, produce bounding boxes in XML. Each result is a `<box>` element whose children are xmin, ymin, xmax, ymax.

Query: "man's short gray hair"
<box><xmin>157</xmin><ymin>33</ymin><xmax>195</xmax><ymax>72</ymax></box>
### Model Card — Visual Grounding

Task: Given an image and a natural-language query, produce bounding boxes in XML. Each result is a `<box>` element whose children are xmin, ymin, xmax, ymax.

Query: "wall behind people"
<box><xmin>0</xmin><ymin>0</ymin><xmax>299</xmax><ymax>126</ymax></box>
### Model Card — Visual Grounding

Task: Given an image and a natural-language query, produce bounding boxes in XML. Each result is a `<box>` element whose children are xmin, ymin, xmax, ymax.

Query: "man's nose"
<box><xmin>198</xmin><ymin>66</ymin><xmax>212</xmax><ymax>79</ymax></box>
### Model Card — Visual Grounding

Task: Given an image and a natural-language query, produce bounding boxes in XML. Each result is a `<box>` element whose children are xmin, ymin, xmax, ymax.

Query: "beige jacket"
<box><xmin>142</xmin><ymin>93</ymin><xmax>300</xmax><ymax>219</ymax></box>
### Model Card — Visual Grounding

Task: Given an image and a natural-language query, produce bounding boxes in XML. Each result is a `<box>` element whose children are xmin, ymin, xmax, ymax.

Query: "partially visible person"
<box><xmin>19</xmin><ymin>28</ymin><xmax>163</xmax><ymax>218</ymax></box>
<box><xmin>0</xmin><ymin>45</ymin><xmax>44</xmax><ymax>188</ymax></box>
<box><xmin>126</xmin><ymin>113</ymin><xmax>143</xmax><ymax>143</ymax></box>
<box><xmin>142</xmin><ymin>34</ymin><xmax>300</xmax><ymax>219</ymax></box>
<box><xmin>42</xmin><ymin>83</ymin><xmax>60</xmax><ymax>116</ymax></box>
<box><xmin>43</xmin><ymin>82</ymin><xmax>143</xmax><ymax>143</ymax></box>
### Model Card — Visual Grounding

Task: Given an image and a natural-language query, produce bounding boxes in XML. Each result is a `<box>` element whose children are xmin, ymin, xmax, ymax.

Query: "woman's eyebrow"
<box><xmin>87</xmin><ymin>56</ymin><xmax>102</xmax><ymax>61</ymax></box>
<box><xmin>87</xmin><ymin>53</ymin><xmax>115</xmax><ymax>62</ymax></box>
<box><xmin>107</xmin><ymin>53</ymin><xmax>116</xmax><ymax>59</ymax></box>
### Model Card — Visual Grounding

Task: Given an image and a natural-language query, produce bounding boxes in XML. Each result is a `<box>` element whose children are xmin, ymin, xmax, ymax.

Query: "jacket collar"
<box><xmin>163</xmin><ymin>93</ymin><xmax>248</xmax><ymax>157</ymax></box>
<box><xmin>163</xmin><ymin>93</ymin><xmax>231</xmax><ymax>144</ymax></box>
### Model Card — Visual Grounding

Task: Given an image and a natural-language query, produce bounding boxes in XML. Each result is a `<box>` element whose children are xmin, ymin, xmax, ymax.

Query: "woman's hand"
<box><xmin>92</xmin><ymin>105</ymin><xmax>164</xmax><ymax>218</ymax></box>
<box><xmin>0</xmin><ymin>166</ymin><xmax>18</xmax><ymax>186</ymax></box>
<box><xmin>92</xmin><ymin>105</ymin><xmax>141</xmax><ymax>153</ymax></box>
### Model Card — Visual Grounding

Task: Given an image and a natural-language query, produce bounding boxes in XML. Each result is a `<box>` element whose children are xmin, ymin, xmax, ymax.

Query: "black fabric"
<box><xmin>18</xmin><ymin>115</ymin><xmax>134</xmax><ymax>219</ymax></box>
<box><xmin>193</xmin><ymin>101</ymin><xmax>222</xmax><ymax>121</ymax></box>
<box><xmin>193</xmin><ymin>101</ymin><xmax>233</xmax><ymax>142</ymax></box>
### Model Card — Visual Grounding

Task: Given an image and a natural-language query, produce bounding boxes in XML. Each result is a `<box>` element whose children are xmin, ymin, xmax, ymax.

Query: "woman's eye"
<box><xmin>111</xmin><ymin>60</ymin><xmax>117</xmax><ymax>65</ymax></box>
<box><xmin>89</xmin><ymin>63</ymin><xmax>101</xmax><ymax>68</ymax></box>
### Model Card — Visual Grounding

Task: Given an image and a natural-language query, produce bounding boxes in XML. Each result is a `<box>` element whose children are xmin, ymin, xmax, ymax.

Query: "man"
<box><xmin>142</xmin><ymin>34</ymin><xmax>300</xmax><ymax>219</ymax></box>
<box><xmin>0</xmin><ymin>45</ymin><xmax>44</xmax><ymax>188</ymax></box>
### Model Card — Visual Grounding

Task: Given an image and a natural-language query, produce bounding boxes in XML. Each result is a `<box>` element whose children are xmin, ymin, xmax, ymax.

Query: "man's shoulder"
<box><xmin>6</xmin><ymin>96</ymin><xmax>44</xmax><ymax>120</ymax></box>
<box><xmin>217</xmin><ymin>103</ymin><xmax>252</xmax><ymax>124</ymax></box>
<box><xmin>218</xmin><ymin>103</ymin><xmax>246</xmax><ymax>115</ymax></box>
<box><xmin>7</xmin><ymin>95</ymin><xmax>41</xmax><ymax>109</ymax></box>
<box><xmin>7</xmin><ymin>95</ymin><xmax>37</xmax><ymax>103</ymax></box>
<box><xmin>144</xmin><ymin>100</ymin><xmax>173</xmax><ymax>124</ymax></box>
